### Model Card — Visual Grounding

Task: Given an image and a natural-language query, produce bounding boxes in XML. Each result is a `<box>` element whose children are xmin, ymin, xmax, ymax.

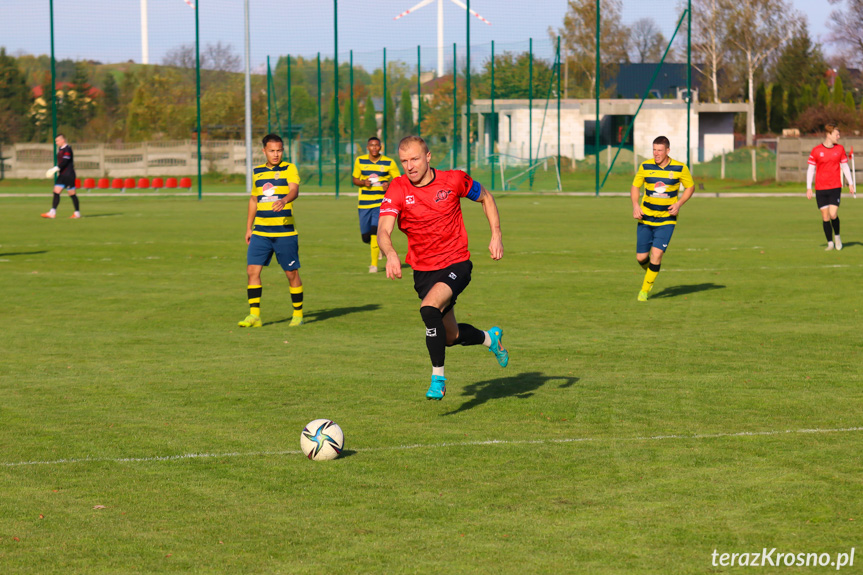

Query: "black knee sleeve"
<box><xmin>648</xmin><ymin>262</ymin><xmax>661</xmax><ymax>272</ymax></box>
<box><xmin>361</xmin><ymin>232</ymin><xmax>372</xmax><ymax>244</ymax></box>
<box><xmin>420</xmin><ymin>306</ymin><xmax>446</xmax><ymax>367</ymax></box>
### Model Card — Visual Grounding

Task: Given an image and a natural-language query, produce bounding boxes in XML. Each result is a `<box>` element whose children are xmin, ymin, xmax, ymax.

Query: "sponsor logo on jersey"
<box><xmin>406</xmin><ymin>195</ymin><xmax>415</xmax><ymax>205</ymax></box>
<box><xmin>261</xmin><ymin>182</ymin><xmax>276</xmax><ymax>197</ymax></box>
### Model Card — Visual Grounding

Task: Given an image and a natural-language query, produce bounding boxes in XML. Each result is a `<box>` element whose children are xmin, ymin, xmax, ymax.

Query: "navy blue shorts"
<box><xmin>247</xmin><ymin>234</ymin><xmax>300</xmax><ymax>271</ymax></box>
<box><xmin>637</xmin><ymin>223</ymin><xmax>675</xmax><ymax>253</ymax></box>
<box><xmin>358</xmin><ymin>207</ymin><xmax>380</xmax><ymax>235</ymax></box>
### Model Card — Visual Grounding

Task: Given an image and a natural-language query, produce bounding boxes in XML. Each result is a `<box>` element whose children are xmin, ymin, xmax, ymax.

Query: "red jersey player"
<box><xmin>377</xmin><ymin>136</ymin><xmax>508</xmax><ymax>400</ymax></box>
<box><xmin>807</xmin><ymin>123</ymin><xmax>855</xmax><ymax>250</ymax></box>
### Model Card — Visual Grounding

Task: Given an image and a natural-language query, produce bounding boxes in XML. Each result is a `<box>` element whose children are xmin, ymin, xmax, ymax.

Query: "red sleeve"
<box><xmin>452</xmin><ymin>169</ymin><xmax>475</xmax><ymax>198</ymax></box>
<box><xmin>380</xmin><ymin>178</ymin><xmax>403</xmax><ymax>218</ymax></box>
<box><xmin>840</xmin><ymin>145</ymin><xmax>848</xmax><ymax>163</ymax></box>
<box><xmin>808</xmin><ymin>146</ymin><xmax>817</xmax><ymax>166</ymax></box>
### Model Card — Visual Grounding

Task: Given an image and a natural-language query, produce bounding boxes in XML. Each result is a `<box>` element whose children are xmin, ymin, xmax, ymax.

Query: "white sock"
<box><xmin>48</xmin><ymin>208</ymin><xmax>56</xmax><ymax>216</ymax></box>
<box><xmin>432</xmin><ymin>366</ymin><xmax>445</xmax><ymax>377</ymax></box>
<box><xmin>73</xmin><ymin>211</ymin><xmax>80</xmax><ymax>216</ymax></box>
<box><xmin>482</xmin><ymin>331</ymin><xmax>491</xmax><ymax>347</ymax></box>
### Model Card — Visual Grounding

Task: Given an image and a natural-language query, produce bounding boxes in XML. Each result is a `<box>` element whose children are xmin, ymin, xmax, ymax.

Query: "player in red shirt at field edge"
<box><xmin>377</xmin><ymin>136</ymin><xmax>509</xmax><ymax>400</ymax></box>
<box><xmin>806</xmin><ymin>123</ymin><xmax>856</xmax><ymax>250</ymax></box>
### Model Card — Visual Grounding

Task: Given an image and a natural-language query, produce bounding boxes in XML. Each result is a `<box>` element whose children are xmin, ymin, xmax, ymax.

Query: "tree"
<box><xmin>398</xmin><ymin>88</ymin><xmax>414</xmax><ymax>139</ymax></box>
<box><xmin>475</xmin><ymin>52</ymin><xmax>554</xmax><ymax>100</ymax></box>
<box><xmin>786</xmin><ymin>85</ymin><xmax>799</xmax><ymax>123</ymax></box>
<box><xmin>773</xmin><ymin>22</ymin><xmax>828</xmax><ymax>92</ymax></box>
<box><xmin>827</xmin><ymin>0</ymin><xmax>863</xmax><ymax>67</ymax></box>
<box><xmin>817</xmin><ymin>79</ymin><xmax>830</xmax><ymax>106</ymax></box>
<box><xmin>832</xmin><ymin>75</ymin><xmax>845</xmax><ymax>105</ymax></box>
<box><xmin>754</xmin><ymin>83</ymin><xmax>768</xmax><ymax>133</ymax></box>
<box><xmin>382</xmin><ymin>90</ymin><xmax>396</xmax><ymax>150</ymax></box>
<box><xmin>0</xmin><ymin>48</ymin><xmax>31</xmax><ymax>143</ymax></box>
<box><xmin>725</xmin><ymin>0</ymin><xmax>801</xmax><ymax>137</ymax></box>
<box><xmin>554</xmin><ymin>0</ymin><xmax>630</xmax><ymax>98</ymax></box>
<box><xmin>202</xmin><ymin>41</ymin><xmax>241</xmax><ymax>72</ymax></box>
<box><xmin>60</xmin><ymin>62</ymin><xmax>97</xmax><ymax>131</ymax></box>
<box><xmin>845</xmin><ymin>90</ymin><xmax>856</xmax><ymax>112</ymax></box>
<box><xmin>284</xmin><ymin>85</ymin><xmax>316</xmax><ymax>138</ymax></box>
<box><xmin>769</xmin><ymin>84</ymin><xmax>785</xmax><ymax>133</ymax></box>
<box><xmin>691</xmin><ymin>0</ymin><xmax>732</xmax><ymax>103</ymax></box>
<box><xmin>799</xmin><ymin>84</ymin><xmax>813</xmax><ymax>110</ymax></box>
<box><xmin>102</xmin><ymin>73</ymin><xmax>119</xmax><ymax>116</ymax></box>
<box><xmin>162</xmin><ymin>44</ymin><xmax>196</xmax><ymax>69</ymax></box>
<box><xmin>362</xmin><ymin>95</ymin><xmax>377</xmax><ymax>137</ymax></box>
<box><xmin>341</xmin><ymin>94</ymin><xmax>360</xmax><ymax>145</ymax></box>
<box><xmin>630</xmin><ymin>18</ymin><xmax>666</xmax><ymax>63</ymax></box>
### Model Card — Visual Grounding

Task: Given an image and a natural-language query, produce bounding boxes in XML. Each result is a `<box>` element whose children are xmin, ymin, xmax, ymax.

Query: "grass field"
<box><xmin>1</xmin><ymin>189</ymin><xmax>861</xmax><ymax>573</ymax></box>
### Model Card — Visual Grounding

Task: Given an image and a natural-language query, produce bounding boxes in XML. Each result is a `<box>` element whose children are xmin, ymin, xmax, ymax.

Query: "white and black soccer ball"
<box><xmin>300</xmin><ymin>419</ymin><xmax>344</xmax><ymax>461</ymax></box>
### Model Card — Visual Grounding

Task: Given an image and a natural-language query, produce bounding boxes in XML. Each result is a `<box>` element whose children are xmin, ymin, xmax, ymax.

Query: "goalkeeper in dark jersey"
<box><xmin>41</xmin><ymin>134</ymin><xmax>81</xmax><ymax>219</ymax></box>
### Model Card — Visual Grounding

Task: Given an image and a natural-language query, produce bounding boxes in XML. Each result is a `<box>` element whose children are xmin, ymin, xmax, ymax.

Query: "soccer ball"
<box><xmin>300</xmin><ymin>419</ymin><xmax>344</xmax><ymax>461</ymax></box>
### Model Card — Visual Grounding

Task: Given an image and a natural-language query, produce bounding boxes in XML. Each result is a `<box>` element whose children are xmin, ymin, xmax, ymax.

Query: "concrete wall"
<box><xmin>633</xmin><ymin>102</ymin><xmax>698</xmax><ymax>164</ymax></box>
<box><xmin>777</xmin><ymin>137</ymin><xmax>863</xmax><ymax>183</ymax></box>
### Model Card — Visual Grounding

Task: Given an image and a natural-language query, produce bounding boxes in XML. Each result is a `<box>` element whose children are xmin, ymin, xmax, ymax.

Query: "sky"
<box><xmin>0</xmin><ymin>0</ymin><xmax>837</xmax><ymax>74</ymax></box>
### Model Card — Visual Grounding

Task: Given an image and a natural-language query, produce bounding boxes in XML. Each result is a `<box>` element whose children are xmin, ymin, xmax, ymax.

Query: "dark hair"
<box><xmin>653</xmin><ymin>136</ymin><xmax>670</xmax><ymax>149</ymax></box>
<box><xmin>367</xmin><ymin>136</ymin><xmax>381</xmax><ymax>144</ymax></box>
<box><xmin>398</xmin><ymin>135</ymin><xmax>429</xmax><ymax>154</ymax></box>
<box><xmin>825</xmin><ymin>123</ymin><xmax>839</xmax><ymax>135</ymax></box>
<box><xmin>262</xmin><ymin>133</ymin><xmax>284</xmax><ymax>147</ymax></box>
<box><xmin>56</xmin><ymin>133</ymin><xmax>65</xmax><ymax>140</ymax></box>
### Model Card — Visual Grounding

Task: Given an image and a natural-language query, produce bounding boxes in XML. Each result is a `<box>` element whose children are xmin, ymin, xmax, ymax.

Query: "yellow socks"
<box><xmin>248</xmin><ymin>285</ymin><xmax>262</xmax><ymax>317</ymax></box>
<box><xmin>370</xmin><ymin>234</ymin><xmax>380</xmax><ymax>267</ymax></box>
<box><xmin>641</xmin><ymin>263</ymin><xmax>660</xmax><ymax>293</ymax></box>
<box><xmin>289</xmin><ymin>285</ymin><xmax>303</xmax><ymax>319</ymax></box>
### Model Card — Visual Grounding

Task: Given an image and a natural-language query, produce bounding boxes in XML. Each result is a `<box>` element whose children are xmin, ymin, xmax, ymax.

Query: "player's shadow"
<box><xmin>838</xmin><ymin>241</ymin><xmax>863</xmax><ymax>249</ymax></box>
<box><xmin>651</xmin><ymin>283</ymin><xmax>725</xmax><ymax>299</ymax></box>
<box><xmin>0</xmin><ymin>250</ymin><xmax>48</xmax><ymax>257</ymax></box>
<box><xmin>441</xmin><ymin>372</ymin><xmax>579</xmax><ymax>416</ymax></box>
<box><xmin>268</xmin><ymin>304</ymin><xmax>380</xmax><ymax>326</ymax></box>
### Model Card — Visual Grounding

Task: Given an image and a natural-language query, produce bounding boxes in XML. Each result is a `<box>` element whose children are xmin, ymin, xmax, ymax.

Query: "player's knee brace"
<box><xmin>420</xmin><ymin>306</ymin><xmax>443</xmax><ymax>331</ymax></box>
<box><xmin>361</xmin><ymin>232</ymin><xmax>372</xmax><ymax>244</ymax></box>
<box><xmin>648</xmin><ymin>262</ymin><xmax>661</xmax><ymax>272</ymax></box>
<box><xmin>420</xmin><ymin>306</ymin><xmax>446</xmax><ymax>367</ymax></box>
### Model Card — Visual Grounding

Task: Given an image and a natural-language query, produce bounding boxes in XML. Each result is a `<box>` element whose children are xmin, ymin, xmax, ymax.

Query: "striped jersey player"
<box><xmin>377</xmin><ymin>135</ymin><xmax>509</xmax><ymax>401</ymax></box>
<box><xmin>351</xmin><ymin>136</ymin><xmax>401</xmax><ymax>272</ymax></box>
<box><xmin>238</xmin><ymin>134</ymin><xmax>305</xmax><ymax>329</ymax></box>
<box><xmin>630</xmin><ymin>135</ymin><xmax>695</xmax><ymax>301</ymax></box>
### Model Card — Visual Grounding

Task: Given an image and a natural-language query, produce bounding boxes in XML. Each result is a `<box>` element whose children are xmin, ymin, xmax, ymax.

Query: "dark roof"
<box><xmin>607</xmin><ymin>63</ymin><xmax>702</xmax><ymax>99</ymax></box>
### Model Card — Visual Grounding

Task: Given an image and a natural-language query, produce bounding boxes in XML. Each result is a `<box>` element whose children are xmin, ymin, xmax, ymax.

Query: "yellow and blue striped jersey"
<box><xmin>252</xmin><ymin>161</ymin><xmax>301</xmax><ymax>237</ymax></box>
<box><xmin>352</xmin><ymin>154</ymin><xmax>400</xmax><ymax>209</ymax></box>
<box><xmin>632</xmin><ymin>157</ymin><xmax>694</xmax><ymax>226</ymax></box>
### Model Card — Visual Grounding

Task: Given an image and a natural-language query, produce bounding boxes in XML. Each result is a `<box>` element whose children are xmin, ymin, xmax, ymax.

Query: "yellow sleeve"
<box><xmin>679</xmin><ymin>164</ymin><xmax>694</xmax><ymax>189</ymax></box>
<box><xmin>352</xmin><ymin>158</ymin><xmax>362</xmax><ymax>179</ymax></box>
<box><xmin>632</xmin><ymin>163</ymin><xmax>645</xmax><ymax>187</ymax></box>
<box><xmin>285</xmin><ymin>163</ymin><xmax>301</xmax><ymax>185</ymax></box>
<box><xmin>388</xmin><ymin>160</ymin><xmax>401</xmax><ymax>180</ymax></box>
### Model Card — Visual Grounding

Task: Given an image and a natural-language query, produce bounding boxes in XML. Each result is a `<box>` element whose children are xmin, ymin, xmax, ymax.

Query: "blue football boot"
<box><xmin>488</xmin><ymin>326</ymin><xmax>509</xmax><ymax>367</ymax></box>
<box><xmin>426</xmin><ymin>375</ymin><xmax>446</xmax><ymax>400</ymax></box>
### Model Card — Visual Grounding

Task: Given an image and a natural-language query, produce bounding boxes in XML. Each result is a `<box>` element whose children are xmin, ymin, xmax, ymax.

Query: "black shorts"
<box><xmin>56</xmin><ymin>173</ymin><xmax>76</xmax><ymax>189</ymax></box>
<box><xmin>815</xmin><ymin>188</ymin><xmax>841</xmax><ymax>209</ymax></box>
<box><xmin>413</xmin><ymin>260</ymin><xmax>473</xmax><ymax>313</ymax></box>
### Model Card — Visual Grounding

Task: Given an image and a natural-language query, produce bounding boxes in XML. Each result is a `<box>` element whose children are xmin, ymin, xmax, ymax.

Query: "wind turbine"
<box><xmin>394</xmin><ymin>0</ymin><xmax>491</xmax><ymax>78</ymax></box>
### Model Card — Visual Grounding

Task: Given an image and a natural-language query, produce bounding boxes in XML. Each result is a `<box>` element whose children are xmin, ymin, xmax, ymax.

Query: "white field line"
<box><xmin>3</xmin><ymin>426</ymin><xmax>862</xmax><ymax>468</ymax></box>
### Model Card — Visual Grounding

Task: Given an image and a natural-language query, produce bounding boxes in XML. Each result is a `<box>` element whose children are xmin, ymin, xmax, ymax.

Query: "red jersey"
<box><xmin>808</xmin><ymin>144</ymin><xmax>847</xmax><ymax>190</ymax></box>
<box><xmin>380</xmin><ymin>169</ymin><xmax>479</xmax><ymax>271</ymax></box>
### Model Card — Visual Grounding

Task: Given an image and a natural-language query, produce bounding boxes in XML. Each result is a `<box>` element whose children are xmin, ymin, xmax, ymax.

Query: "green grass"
<box><xmin>1</xmin><ymin>192</ymin><xmax>861</xmax><ymax>573</ymax></box>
